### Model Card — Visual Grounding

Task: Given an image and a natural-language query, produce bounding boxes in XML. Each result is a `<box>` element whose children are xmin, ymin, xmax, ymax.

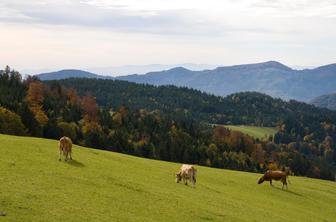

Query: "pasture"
<box><xmin>224</xmin><ymin>125</ymin><xmax>278</xmax><ymax>140</ymax></box>
<box><xmin>0</xmin><ymin>134</ymin><xmax>335</xmax><ymax>222</ymax></box>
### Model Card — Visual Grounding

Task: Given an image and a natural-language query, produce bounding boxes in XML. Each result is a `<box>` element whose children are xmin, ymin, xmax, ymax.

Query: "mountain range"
<box><xmin>36</xmin><ymin>61</ymin><xmax>336</xmax><ymax>102</ymax></box>
<box><xmin>23</xmin><ymin>63</ymin><xmax>216</xmax><ymax>77</ymax></box>
<box><xmin>86</xmin><ymin>63</ymin><xmax>217</xmax><ymax>76</ymax></box>
<box><xmin>117</xmin><ymin>61</ymin><xmax>336</xmax><ymax>102</ymax></box>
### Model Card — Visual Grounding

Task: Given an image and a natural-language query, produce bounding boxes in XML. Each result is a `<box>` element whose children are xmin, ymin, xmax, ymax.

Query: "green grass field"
<box><xmin>224</xmin><ymin>125</ymin><xmax>278</xmax><ymax>139</ymax></box>
<box><xmin>0</xmin><ymin>134</ymin><xmax>335</xmax><ymax>222</ymax></box>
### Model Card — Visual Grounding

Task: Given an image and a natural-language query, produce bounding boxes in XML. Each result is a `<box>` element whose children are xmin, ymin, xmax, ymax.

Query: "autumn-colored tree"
<box><xmin>112</xmin><ymin>112</ymin><xmax>123</xmax><ymax>125</ymax></box>
<box><xmin>268</xmin><ymin>160</ymin><xmax>278</xmax><ymax>171</ymax></box>
<box><xmin>207</xmin><ymin>143</ymin><xmax>218</xmax><ymax>163</ymax></box>
<box><xmin>119</xmin><ymin>105</ymin><xmax>128</xmax><ymax>118</ymax></box>
<box><xmin>252</xmin><ymin>144</ymin><xmax>265</xmax><ymax>168</ymax></box>
<box><xmin>81</xmin><ymin>119</ymin><xmax>106</xmax><ymax>148</ymax></box>
<box><xmin>213</xmin><ymin>126</ymin><xmax>230</xmax><ymax>143</ymax></box>
<box><xmin>111</xmin><ymin>105</ymin><xmax>128</xmax><ymax>125</ymax></box>
<box><xmin>25</xmin><ymin>81</ymin><xmax>44</xmax><ymax>107</ymax></box>
<box><xmin>25</xmin><ymin>81</ymin><xmax>48</xmax><ymax>126</ymax></box>
<box><xmin>67</xmin><ymin>88</ymin><xmax>81</xmax><ymax>106</ymax></box>
<box><xmin>82</xmin><ymin>94</ymin><xmax>98</xmax><ymax>122</ymax></box>
<box><xmin>321</xmin><ymin>136</ymin><xmax>334</xmax><ymax>162</ymax></box>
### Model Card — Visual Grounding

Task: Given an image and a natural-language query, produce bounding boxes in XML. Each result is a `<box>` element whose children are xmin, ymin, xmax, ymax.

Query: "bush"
<box><xmin>0</xmin><ymin>107</ymin><xmax>27</xmax><ymax>135</ymax></box>
<box><xmin>57</xmin><ymin>121</ymin><xmax>78</xmax><ymax>141</ymax></box>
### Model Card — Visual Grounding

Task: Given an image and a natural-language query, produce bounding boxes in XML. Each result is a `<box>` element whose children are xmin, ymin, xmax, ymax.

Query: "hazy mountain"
<box><xmin>36</xmin><ymin>69</ymin><xmax>114</xmax><ymax>81</ymax></box>
<box><xmin>35</xmin><ymin>61</ymin><xmax>336</xmax><ymax>102</ymax></box>
<box><xmin>117</xmin><ymin>61</ymin><xmax>336</xmax><ymax>102</ymax></box>
<box><xmin>86</xmin><ymin>63</ymin><xmax>217</xmax><ymax>76</ymax></box>
<box><xmin>310</xmin><ymin>93</ymin><xmax>336</xmax><ymax>110</ymax></box>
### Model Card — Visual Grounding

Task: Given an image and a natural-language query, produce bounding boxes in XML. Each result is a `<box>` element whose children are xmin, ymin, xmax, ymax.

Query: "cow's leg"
<box><xmin>59</xmin><ymin>149</ymin><xmax>62</xmax><ymax>161</ymax></box>
<box><xmin>270</xmin><ymin>180</ymin><xmax>273</xmax><ymax>186</ymax></box>
<box><xmin>65</xmin><ymin>152</ymin><xmax>68</xmax><ymax>161</ymax></box>
<box><xmin>283</xmin><ymin>179</ymin><xmax>288</xmax><ymax>189</ymax></box>
<box><xmin>282</xmin><ymin>182</ymin><xmax>287</xmax><ymax>189</ymax></box>
<box><xmin>191</xmin><ymin>174</ymin><xmax>196</xmax><ymax>187</ymax></box>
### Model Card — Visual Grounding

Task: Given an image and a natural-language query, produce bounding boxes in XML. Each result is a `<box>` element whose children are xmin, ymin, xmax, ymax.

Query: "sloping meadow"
<box><xmin>0</xmin><ymin>134</ymin><xmax>335</xmax><ymax>222</ymax></box>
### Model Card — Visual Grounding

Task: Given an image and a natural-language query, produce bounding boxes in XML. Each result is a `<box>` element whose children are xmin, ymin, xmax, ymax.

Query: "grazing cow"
<box><xmin>175</xmin><ymin>164</ymin><xmax>197</xmax><ymax>187</ymax></box>
<box><xmin>59</xmin><ymin>136</ymin><xmax>72</xmax><ymax>161</ymax></box>
<box><xmin>258</xmin><ymin>170</ymin><xmax>290</xmax><ymax>189</ymax></box>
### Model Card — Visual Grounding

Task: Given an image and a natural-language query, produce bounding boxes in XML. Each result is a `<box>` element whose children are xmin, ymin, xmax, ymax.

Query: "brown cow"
<box><xmin>175</xmin><ymin>164</ymin><xmax>197</xmax><ymax>187</ymax></box>
<box><xmin>258</xmin><ymin>170</ymin><xmax>290</xmax><ymax>189</ymax></box>
<box><xmin>59</xmin><ymin>136</ymin><xmax>72</xmax><ymax>161</ymax></box>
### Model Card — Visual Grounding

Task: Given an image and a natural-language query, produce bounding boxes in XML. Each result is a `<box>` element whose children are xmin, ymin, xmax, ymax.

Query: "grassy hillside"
<box><xmin>1</xmin><ymin>134</ymin><xmax>335</xmax><ymax>222</ymax></box>
<box><xmin>224</xmin><ymin>125</ymin><xmax>278</xmax><ymax>139</ymax></box>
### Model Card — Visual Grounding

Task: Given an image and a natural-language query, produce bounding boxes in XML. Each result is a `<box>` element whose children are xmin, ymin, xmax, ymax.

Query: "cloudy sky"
<box><xmin>0</xmin><ymin>0</ymin><xmax>335</xmax><ymax>72</ymax></box>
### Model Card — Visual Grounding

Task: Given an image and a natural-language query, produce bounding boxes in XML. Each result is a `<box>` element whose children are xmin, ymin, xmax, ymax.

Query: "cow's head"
<box><xmin>175</xmin><ymin>172</ymin><xmax>182</xmax><ymax>183</ymax></box>
<box><xmin>258</xmin><ymin>176</ymin><xmax>265</xmax><ymax>184</ymax></box>
<box><xmin>283</xmin><ymin>167</ymin><xmax>292</xmax><ymax>176</ymax></box>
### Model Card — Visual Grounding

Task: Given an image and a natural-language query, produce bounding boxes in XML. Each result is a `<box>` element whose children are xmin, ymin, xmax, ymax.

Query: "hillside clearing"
<box><xmin>0</xmin><ymin>134</ymin><xmax>335</xmax><ymax>222</ymax></box>
<box><xmin>224</xmin><ymin>125</ymin><xmax>278</xmax><ymax>139</ymax></box>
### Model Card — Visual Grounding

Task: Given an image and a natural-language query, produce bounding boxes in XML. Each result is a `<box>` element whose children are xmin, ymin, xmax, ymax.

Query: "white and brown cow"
<box><xmin>59</xmin><ymin>136</ymin><xmax>72</xmax><ymax>161</ymax></box>
<box><xmin>175</xmin><ymin>164</ymin><xmax>197</xmax><ymax>187</ymax></box>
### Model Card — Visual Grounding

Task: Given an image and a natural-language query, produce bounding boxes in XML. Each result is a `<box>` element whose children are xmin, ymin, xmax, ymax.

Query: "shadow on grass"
<box><xmin>66</xmin><ymin>159</ymin><xmax>85</xmax><ymax>168</ymax></box>
<box><xmin>274</xmin><ymin>186</ymin><xmax>302</xmax><ymax>196</ymax></box>
<box><xmin>176</xmin><ymin>182</ymin><xmax>197</xmax><ymax>189</ymax></box>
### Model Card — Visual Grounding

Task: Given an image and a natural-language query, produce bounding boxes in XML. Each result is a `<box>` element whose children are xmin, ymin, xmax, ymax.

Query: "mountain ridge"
<box><xmin>214</xmin><ymin>61</ymin><xmax>292</xmax><ymax>71</ymax></box>
<box><xmin>36</xmin><ymin>69</ymin><xmax>114</xmax><ymax>80</ymax></box>
<box><xmin>310</xmin><ymin>92</ymin><xmax>336</xmax><ymax>110</ymax></box>
<box><xmin>117</xmin><ymin>61</ymin><xmax>336</xmax><ymax>101</ymax></box>
<box><xmin>35</xmin><ymin>61</ymin><xmax>336</xmax><ymax>101</ymax></box>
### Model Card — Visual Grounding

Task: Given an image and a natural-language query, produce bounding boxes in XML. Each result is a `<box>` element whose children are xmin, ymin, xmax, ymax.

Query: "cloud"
<box><xmin>1</xmin><ymin>0</ymin><xmax>335</xmax><ymax>39</ymax></box>
<box><xmin>1</xmin><ymin>0</ymin><xmax>334</xmax><ymax>37</ymax></box>
<box><xmin>0</xmin><ymin>0</ymin><xmax>335</xmax><ymax>37</ymax></box>
<box><xmin>249</xmin><ymin>0</ymin><xmax>336</xmax><ymax>18</ymax></box>
<box><xmin>0</xmin><ymin>0</ymin><xmax>335</xmax><ymax>70</ymax></box>
<box><xmin>0</xmin><ymin>0</ymin><xmax>233</xmax><ymax>36</ymax></box>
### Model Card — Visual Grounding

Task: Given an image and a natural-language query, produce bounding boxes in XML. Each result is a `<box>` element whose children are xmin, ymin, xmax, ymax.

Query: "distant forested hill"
<box><xmin>311</xmin><ymin>93</ymin><xmax>336</xmax><ymax>110</ymax></box>
<box><xmin>117</xmin><ymin>61</ymin><xmax>336</xmax><ymax>102</ymax></box>
<box><xmin>52</xmin><ymin>78</ymin><xmax>336</xmax><ymax>128</ymax></box>
<box><xmin>36</xmin><ymin>69</ymin><xmax>113</xmax><ymax>80</ymax></box>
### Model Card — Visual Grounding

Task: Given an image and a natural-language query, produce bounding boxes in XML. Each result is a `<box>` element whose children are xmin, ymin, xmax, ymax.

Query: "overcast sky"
<box><xmin>0</xmin><ymin>0</ymin><xmax>335</xmax><ymax>71</ymax></box>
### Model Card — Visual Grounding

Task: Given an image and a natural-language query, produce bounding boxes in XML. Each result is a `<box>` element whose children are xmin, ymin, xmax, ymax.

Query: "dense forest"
<box><xmin>53</xmin><ymin>78</ymin><xmax>336</xmax><ymax>127</ymax></box>
<box><xmin>1</xmin><ymin>66</ymin><xmax>336</xmax><ymax>180</ymax></box>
